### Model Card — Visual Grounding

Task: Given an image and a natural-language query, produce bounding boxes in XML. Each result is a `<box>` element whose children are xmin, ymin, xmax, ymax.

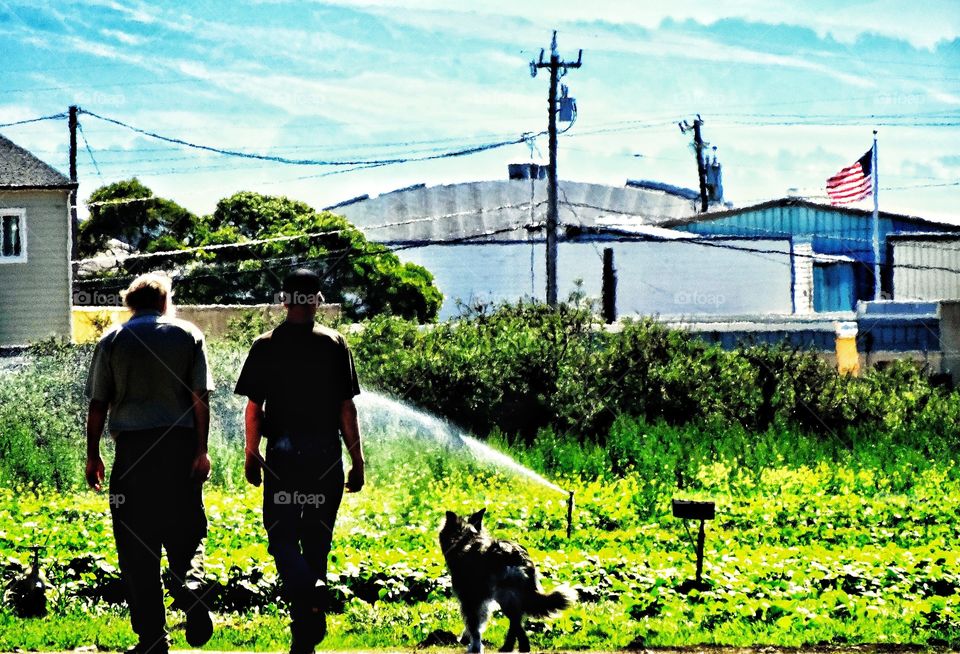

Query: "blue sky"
<box><xmin>1</xmin><ymin>0</ymin><xmax>958</xmax><ymax>221</ymax></box>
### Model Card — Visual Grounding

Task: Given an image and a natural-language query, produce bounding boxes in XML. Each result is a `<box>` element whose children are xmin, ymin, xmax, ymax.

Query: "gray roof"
<box><xmin>0</xmin><ymin>135</ymin><xmax>74</xmax><ymax>190</ymax></box>
<box><xmin>334</xmin><ymin>179</ymin><xmax>698</xmax><ymax>243</ymax></box>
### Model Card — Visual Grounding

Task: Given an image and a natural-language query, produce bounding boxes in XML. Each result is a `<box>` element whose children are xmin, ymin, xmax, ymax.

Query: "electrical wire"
<box><xmin>0</xmin><ymin>112</ymin><xmax>67</xmax><ymax>129</ymax></box>
<box><xmin>77</xmin><ymin>121</ymin><xmax>102</xmax><ymax>180</ymax></box>
<box><xmin>80</xmin><ymin>108</ymin><xmax>545</xmax><ymax>167</ymax></box>
<box><xmin>71</xmin><ymin>200</ymin><xmax>540</xmax><ymax>265</ymax></box>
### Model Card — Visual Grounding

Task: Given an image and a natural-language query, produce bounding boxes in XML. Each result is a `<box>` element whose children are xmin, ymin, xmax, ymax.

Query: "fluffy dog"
<box><xmin>439</xmin><ymin>509</ymin><xmax>575</xmax><ymax>653</ymax></box>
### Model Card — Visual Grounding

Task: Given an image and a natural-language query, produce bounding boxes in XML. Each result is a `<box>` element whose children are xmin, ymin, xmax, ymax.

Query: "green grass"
<box><xmin>2</xmin><ymin>322</ymin><xmax>960</xmax><ymax>650</ymax></box>
<box><xmin>2</xmin><ymin>440</ymin><xmax>959</xmax><ymax>650</ymax></box>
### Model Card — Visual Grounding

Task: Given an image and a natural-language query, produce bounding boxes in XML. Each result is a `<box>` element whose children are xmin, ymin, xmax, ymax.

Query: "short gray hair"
<box><xmin>122</xmin><ymin>273</ymin><xmax>173</xmax><ymax>311</ymax></box>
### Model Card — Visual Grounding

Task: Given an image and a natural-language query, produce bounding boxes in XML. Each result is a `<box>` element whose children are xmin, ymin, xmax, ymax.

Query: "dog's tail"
<box><xmin>525</xmin><ymin>585</ymin><xmax>577</xmax><ymax>617</ymax></box>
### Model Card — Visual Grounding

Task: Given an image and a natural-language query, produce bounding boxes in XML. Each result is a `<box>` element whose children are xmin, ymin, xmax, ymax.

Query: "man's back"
<box><xmin>87</xmin><ymin>313</ymin><xmax>210</xmax><ymax>433</ymax></box>
<box><xmin>235</xmin><ymin>321</ymin><xmax>359</xmax><ymax>440</ymax></box>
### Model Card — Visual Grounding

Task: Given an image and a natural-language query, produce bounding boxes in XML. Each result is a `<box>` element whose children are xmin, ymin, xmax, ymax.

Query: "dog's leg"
<box><xmin>499</xmin><ymin>613</ymin><xmax>519</xmax><ymax>652</ymax></box>
<box><xmin>460</xmin><ymin>628</ymin><xmax>470</xmax><ymax>646</ymax></box>
<box><xmin>463</xmin><ymin>602</ymin><xmax>488</xmax><ymax>653</ymax></box>
<box><xmin>516</xmin><ymin>618</ymin><xmax>530</xmax><ymax>653</ymax></box>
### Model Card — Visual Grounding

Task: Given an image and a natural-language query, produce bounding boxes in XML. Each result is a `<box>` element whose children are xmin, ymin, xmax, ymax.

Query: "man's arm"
<box><xmin>244</xmin><ymin>399</ymin><xmax>265</xmax><ymax>486</ymax></box>
<box><xmin>85</xmin><ymin>399</ymin><xmax>108</xmax><ymax>491</ymax></box>
<box><xmin>190</xmin><ymin>390</ymin><xmax>211</xmax><ymax>482</ymax></box>
<box><xmin>340</xmin><ymin>398</ymin><xmax>365</xmax><ymax>492</ymax></box>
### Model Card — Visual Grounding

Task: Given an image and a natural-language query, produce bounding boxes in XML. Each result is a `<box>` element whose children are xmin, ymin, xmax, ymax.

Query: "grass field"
<box><xmin>2</xmin><ymin>430</ymin><xmax>959</xmax><ymax>651</ymax></box>
<box><xmin>2</xmin><ymin>322</ymin><xmax>960</xmax><ymax>651</ymax></box>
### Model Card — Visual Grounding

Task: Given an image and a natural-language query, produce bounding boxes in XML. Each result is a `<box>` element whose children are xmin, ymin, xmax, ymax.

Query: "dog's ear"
<box><xmin>468</xmin><ymin>508</ymin><xmax>486</xmax><ymax>529</ymax></box>
<box><xmin>444</xmin><ymin>510</ymin><xmax>458</xmax><ymax>525</ymax></box>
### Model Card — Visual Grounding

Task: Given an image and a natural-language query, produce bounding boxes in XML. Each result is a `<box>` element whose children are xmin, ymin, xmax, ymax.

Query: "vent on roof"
<box><xmin>625</xmin><ymin>179</ymin><xmax>700</xmax><ymax>201</ymax></box>
<box><xmin>508</xmin><ymin>163</ymin><xmax>548</xmax><ymax>180</ymax></box>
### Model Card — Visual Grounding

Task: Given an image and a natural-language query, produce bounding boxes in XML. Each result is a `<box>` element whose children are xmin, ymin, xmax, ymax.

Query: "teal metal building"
<box><xmin>664</xmin><ymin>198</ymin><xmax>960</xmax><ymax>312</ymax></box>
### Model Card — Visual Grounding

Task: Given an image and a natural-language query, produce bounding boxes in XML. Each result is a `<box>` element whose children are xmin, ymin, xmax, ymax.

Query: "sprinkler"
<box><xmin>566</xmin><ymin>491</ymin><xmax>574</xmax><ymax>539</ymax></box>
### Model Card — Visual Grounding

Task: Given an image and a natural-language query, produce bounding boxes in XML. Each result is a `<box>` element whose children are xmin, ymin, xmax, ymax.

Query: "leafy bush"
<box><xmin>350</xmin><ymin>300</ymin><xmax>960</xmax><ymax>452</ymax></box>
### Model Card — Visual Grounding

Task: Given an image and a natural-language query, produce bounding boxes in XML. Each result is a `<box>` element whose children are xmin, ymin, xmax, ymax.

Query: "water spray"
<box><xmin>566</xmin><ymin>490</ymin><xmax>574</xmax><ymax>539</ymax></box>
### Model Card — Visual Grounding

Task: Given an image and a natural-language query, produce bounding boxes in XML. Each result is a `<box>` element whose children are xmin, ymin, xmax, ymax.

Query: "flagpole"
<box><xmin>872</xmin><ymin>129</ymin><xmax>880</xmax><ymax>301</ymax></box>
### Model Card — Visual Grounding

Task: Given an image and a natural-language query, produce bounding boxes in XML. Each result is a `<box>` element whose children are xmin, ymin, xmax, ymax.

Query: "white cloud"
<box><xmin>99</xmin><ymin>27</ymin><xmax>145</xmax><ymax>46</ymax></box>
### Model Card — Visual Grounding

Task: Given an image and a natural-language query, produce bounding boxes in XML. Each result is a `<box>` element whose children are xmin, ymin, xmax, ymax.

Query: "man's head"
<box><xmin>122</xmin><ymin>273</ymin><xmax>173</xmax><ymax>315</ymax></box>
<box><xmin>281</xmin><ymin>269</ymin><xmax>324</xmax><ymax>321</ymax></box>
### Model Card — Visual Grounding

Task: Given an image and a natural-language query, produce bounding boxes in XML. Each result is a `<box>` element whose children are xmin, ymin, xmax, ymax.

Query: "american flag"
<box><xmin>826</xmin><ymin>149</ymin><xmax>873</xmax><ymax>205</ymax></box>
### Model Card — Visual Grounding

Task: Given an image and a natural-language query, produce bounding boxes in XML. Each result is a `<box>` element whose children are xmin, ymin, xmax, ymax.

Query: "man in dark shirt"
<box><xmin>234</xmin><ymin>269</ymin><xmax>364</xmax><ymax>654</ymax></box>
<box><xmin>85</xmin><ymin>273</ymin><xmax>215</xmax><ymax>654</ymax></box>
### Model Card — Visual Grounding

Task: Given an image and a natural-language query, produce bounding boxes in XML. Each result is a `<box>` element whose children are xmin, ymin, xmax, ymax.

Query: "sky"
<box><xmin>1</xmin><ymin>0</ymin><xmax>958</xmax><ymax>223</ymax></box>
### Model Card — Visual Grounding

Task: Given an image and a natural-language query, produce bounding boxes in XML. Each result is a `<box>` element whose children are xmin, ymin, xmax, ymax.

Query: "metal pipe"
<box><xmin>566</xmin><ymin>491</ymin><xmax>574</xmax><ymax>538</ymax></box>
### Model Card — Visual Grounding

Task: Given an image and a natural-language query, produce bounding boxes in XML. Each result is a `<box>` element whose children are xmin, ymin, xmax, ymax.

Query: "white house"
<box><xmin>0</xmin><ymin>135</ymin><xmax>75</xmax><ymax>346</ymax></box>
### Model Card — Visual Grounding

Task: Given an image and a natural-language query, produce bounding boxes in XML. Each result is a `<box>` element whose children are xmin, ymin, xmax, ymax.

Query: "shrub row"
<box><xmin>350</xmin><ymin>301</ymin><xmax>960</xmax><ymax>450</ymax></box>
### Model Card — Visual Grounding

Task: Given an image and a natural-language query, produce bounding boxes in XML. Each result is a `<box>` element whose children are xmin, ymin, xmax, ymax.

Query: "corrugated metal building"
<box><xmin>335</xmin><ymin>180</ymin><xmax>960</xmax><ymax>320</ymax></box>
<box><xmin>0</xmin><ymin>135</ymin><xmax>75</xmax><ymax>346</ymax></box>
<box><xmin>889</xmin><ymin>233</ymin><xmax>960</xmax><ymax>301</ymax></box>
<box><xmin>664</xmin><ymin>198</ymin><xmax>960</xmax><ymax>312</ymax></box>
<box><xmin>336</xmin><ymin>178</ymin><xmax>793</xmax><ymax>319</ymax></box>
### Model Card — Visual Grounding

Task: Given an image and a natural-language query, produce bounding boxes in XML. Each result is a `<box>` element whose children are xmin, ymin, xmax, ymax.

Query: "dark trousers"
<box><xmin>262</xmin><ymin>436</ymin><xmax>344</xmax><ymax>622</ymax></box>
<box><xmin>110</xmin><ymin>427</ymin><xmax>207</xmax><ymax>652</ymax></box>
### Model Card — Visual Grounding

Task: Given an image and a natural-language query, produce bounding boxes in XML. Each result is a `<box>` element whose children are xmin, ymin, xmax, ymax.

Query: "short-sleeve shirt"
<box><xmin>234</xmin><ymin>321</ymin><xmax>360</xmax><ymax>440</ymax></box>
<box><xmin>85</xmin><ymin>311</ymin><xmax>215</xmax><ymax>433</ymax></box>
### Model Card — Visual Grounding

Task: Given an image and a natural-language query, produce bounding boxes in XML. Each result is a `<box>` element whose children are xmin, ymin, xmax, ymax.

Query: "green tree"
<box><xmin>176</xmin><ymin>192</ymin><xmax>442</xmax><ymax>321</ymax></box>
<box><xmin>78</xmin><ymin>183</ymin><xmax>442</xmax><ymax>322</ymax></box>
<box><xmin>77</xmin><ymin>178</ymin><xmax>197</xmax><ymax>259</ymax></box>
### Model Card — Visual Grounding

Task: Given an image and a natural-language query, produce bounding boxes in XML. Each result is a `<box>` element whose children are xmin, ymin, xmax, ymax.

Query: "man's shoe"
<box><xmin>289</xmin><ymin>608</ymin><xmax>326</xmax><ymax>654</ymax></box>
<box><xmin>185</xmin><ymin>604</ymin><xmax>214</xmax><ymax>647</ymax></box>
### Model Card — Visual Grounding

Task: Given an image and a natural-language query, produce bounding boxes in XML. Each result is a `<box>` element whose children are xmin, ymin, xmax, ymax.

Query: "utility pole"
<box><xmin>531</xmin><ymin>31</ymin><xmax>581</xmax><ymax>305</ymax></box>
<box><xmin>602</xmin><ymin>247</ymin><xmax>616</xmax><ymax>324</ymax></box>
<box><xmin>68</xmin><ymin>105</ymin><xmax>78</xmax><ymax>260</ymax></box>
<box><xmin>679</xmin><ymin>115</ymin><xmax>708</xmax><ymax>212</ymax></box>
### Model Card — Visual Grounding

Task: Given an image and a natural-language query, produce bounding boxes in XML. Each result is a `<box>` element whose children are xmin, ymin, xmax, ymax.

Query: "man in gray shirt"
<box><xmin>85</xmin><ymin>273</ymin><xmax>215</xmax><ymax>654</ymax></box>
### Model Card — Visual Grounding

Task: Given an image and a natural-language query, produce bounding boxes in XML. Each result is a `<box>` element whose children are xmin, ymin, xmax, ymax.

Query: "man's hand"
<box><xmin>85</xmin><ymin>456</ymin><xmax>105</xmax><ymax>491</ymax></box>
<box><xmin>244</xmin><ymin>453</ymin><xmax>263</xmax><ymax>487</ymax></box>
<box><xmin>191</xmin><ymin>452</ymin><xmax>211</xmax><ymax>483</ymax></box>
<box><xmin>345</xmin><ymin>462</ymin><xmax>364</xmax><ymax>493</ymax></box>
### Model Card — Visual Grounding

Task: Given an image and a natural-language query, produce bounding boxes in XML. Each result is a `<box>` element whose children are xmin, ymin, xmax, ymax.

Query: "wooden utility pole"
<box><xmin>68</xmin><ymin>105</ymin><xmax>78</xmax><ymax>259</ymax></box>
<box><xmin>531</xmin><ymin>31</ymin><xmax>581</xmax><ymax>305</ymax></box>
<box><xmin>602</xmin><ymin>247</ymin><xmax>616</xmax><ymax>323</ymax></box>
<box><xmin>680</xmin><ymin>115</ymin><xmax>708</xmax><ymax>212</ymax></box>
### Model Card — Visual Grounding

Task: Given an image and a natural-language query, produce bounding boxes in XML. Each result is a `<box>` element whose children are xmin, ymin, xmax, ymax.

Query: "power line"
<box><xmin>74</xmin><ymin>222</ymin><xmax>532</xmax><ymax>290</ymax></box>
<box><xmin>77</xmin><ymin>121</ymin><xmax>102</xmax><ymax>180</ymax></box>
<box><xmin>0</xmin><ymin>112</ymin><xmax>67</xmax><ymax>129</ymax></box>
<box><xmin>80</xmin><ymin>108</ymin><xmax>544</xmax><ymax>167</ymax></box>
<box><xmin>71</xmin><ymin>200</ymin><xmax>541</xmax><ymax>265</ymax></box>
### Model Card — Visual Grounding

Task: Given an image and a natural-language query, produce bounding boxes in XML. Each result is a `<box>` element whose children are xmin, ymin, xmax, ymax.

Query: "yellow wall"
<box><xmin>71</xmin><ymin>303</ymin><xmax>341</xmax><ymax>343</ymax></box>
<box><xmin>72</xmin><ymin>307</ymin><xmax>131</xmax><ymax>343</ymax></box>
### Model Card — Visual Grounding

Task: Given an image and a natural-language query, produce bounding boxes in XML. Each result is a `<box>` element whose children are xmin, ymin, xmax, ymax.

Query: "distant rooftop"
<box><xmin>334</xmin><ymin>178</ymin><xmax>700</xmax><ymax>243</ymax></box>
<box><xmin>0</xmin><ymin>134</ymin><xmax>74</xmax><ymax>190</ymax></box>
<box><xmin>662</xmin><ymin>197</ymin><xmax>960</xmax><ymax>230</ymax></box>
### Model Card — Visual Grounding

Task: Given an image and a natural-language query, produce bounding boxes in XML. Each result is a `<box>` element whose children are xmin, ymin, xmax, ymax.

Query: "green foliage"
<box><xmin>1</xmin><ymin>445</ymin><xmax>958</xmax><ymax>649</ymax></box>
<box><xmin>350</xmin><ymin>301</ymin><xmax>960</xmax><ymax>450</ymax></box>
<box><xmin>1</xmin><ymin>333</ymin><xmax>959</xmax><ymax>649</ymax></box>
<box><xmin>78</xmin><ymin>183</ymin><xmax>443</xmax><ymax>322</ymax></box>
<box><xmin>77</xmin><ymin>178</ymin><xmax>197</xmax><ymax>260</ymax></box>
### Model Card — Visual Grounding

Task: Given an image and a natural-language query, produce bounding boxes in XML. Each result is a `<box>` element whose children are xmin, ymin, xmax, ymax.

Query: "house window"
<box><xmin>0</xmin><ymin>209</ymin><xmax>26</xmax><ymax>263</ymax></box>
